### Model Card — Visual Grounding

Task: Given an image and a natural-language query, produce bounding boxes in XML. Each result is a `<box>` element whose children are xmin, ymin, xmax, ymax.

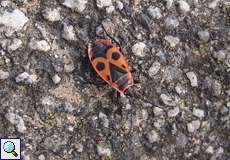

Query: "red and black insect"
<box><xmin>87</xmin><ymin>39</ymin><xmax>134</xmax><ymax>93</ymax></box>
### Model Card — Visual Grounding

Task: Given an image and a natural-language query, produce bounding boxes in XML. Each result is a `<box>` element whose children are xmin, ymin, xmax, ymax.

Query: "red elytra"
<box><xmin>87</xmin><ymin>39</ymin><xmax>134</xmax><ymax>93</ymax></box>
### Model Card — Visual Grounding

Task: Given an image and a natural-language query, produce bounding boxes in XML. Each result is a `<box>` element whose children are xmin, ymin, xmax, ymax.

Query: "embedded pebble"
<box><xmin>208</xmin><ymin>0</ymin><xmax>220</xmax><ymax>9</ymax></box>
<box><xmin>187</xmin><ymin>120</ymin><xmax>201</xmax><ymax>133</ymax></box>
<box><xmin>165</xmin><ymin>16</ymin><xmax>179</xmax><ymax>29</ymax></box>
<box><xmin>106</xmin><ymin>6</ymin><xmax>115</xmax><ymax>14</ymax></box>
<box><xmin>167</xmin><ymin>107</ymin><xmax>180</xmax><ymax>117</ymax></box>
<box><xmin>160</xmin><ymin>94</ymin><xmax>177</xmax><ymax>106</ymax></box>
<box><xmin>175</xmin><ymin>83</ymin><xmax>187</xmax><ymax>95</ymax></box>
<box><xmin>96</xmin><ymin>0</ymin><xmax>112</xmax><ymax>8</ymax></box>
<box><xmin>43</xmin><ymin>8</ymin><xmax>61</xmax><ymax>22</ymax></box>
<box><xmin>7</xmin><ymin>38</ymin><xmax>22</xmax><ymax>52</ymax></box>
<box><xmin>115</xmin><ymin>1</ymin><xmax>124</xmax><ymax>10</ymax></box>
<box><xmin>75</xmin><ymin>143</ymin><xmax>84</xmax><ymax>152</ymax></box>
<box><xmin>62</xmin><ymin>24</ymin><xmax>76</xmax><ymax>41</ymax></box>
<box><xmin>177</xmin><ymin>0</ymin><xmax>190</xmax><ymax>13</ymax></box>
<box><xmin>206</xmin><ymin>146</ymin><xmax>214</xmax><ymax>154</ymax></box>
<box><xmin>165</xmin><ymin>0</ymin><xmax>174</xmax><ymax>9</ymax></box>
<box><xmin>29</xmin><ymin>40</ymin><xmax>51</xmax><ymax>52</ymax></box>
<box><xmin>132</xmin><ymin>42</ymin><xmax>147</xmax><ymax>57</ymax></box>
<box><xmin>186</xmin><ymin>71</ymin><xmax>198</xmax><ymax>87</ymax></box>
<box><xmin>147</xmin><ymin>130</ymin><xmax>160</xmax><ymax>143</ymax></box>
<box><xmin>97</xmin><ymin>142</ymin><xmax>111</xmax><ymax>157</ymax></box>
<box><xmin>63</xmin><ymin>0</ymin><xmax>88</xmax><ymax>12</ymax></box>
<box><xmin>52</xmin><ymin>74</ymin><xmax>61</xmax><ymax>84</ymax></box>
<box><xmin>193</xmin><ymin>108</ymin><xmax>205</xmax><ymax>118</ymax></box>
<box><xmin>153</xmin><ymin>106</ymin><xmax>164</xmax><ymax>116</ymax></box>
<box><xmin>0</xmin><ymin>70</ymin><xmax>9</xmax><ymax>80</ymax></box>
<box><xmin>99</xmin><ymin>112</ymin><xmax>109</xmax><ymax>128</ymax></box>
<box><xmin>0</xmin><ymin>9</ymin><xmax>29</xmax><ymax>31</ymax></box>
<box><xmin>164</xmin><ymin>36</ymin><xmax>180</xmax><ymax>47</ymax></box>
<box><xmin>5</xmin><ymin>112</ymin><xmax>27</xmax><ymax>133</ymax></box>
<box><xmin>38</xmin><ymin>154</ymin><xmax>46</xmax><ymax>160</ymax></box>
<box><xmin>15</xmin><ymin>72</ymin><xmax>38</xmax><ymax>84</ymax></box>
<box><xmin>147</xmin><ymin>6</ymin><xmax>162</xmax><ymax>19</ymax></box>
<box><xmin>213</xmin><ymin>50</ymin><xmax>227</xmax><ymax>62</ymax></box>
<box><xmin>148</xmin><ymin>61</ymin><xmax>161</xmax><ymax>77</ymax></box>
<box><xmin>198</xmin><ymin>30</ymin><xmax>210</xmax><ymax>42</ymax></box>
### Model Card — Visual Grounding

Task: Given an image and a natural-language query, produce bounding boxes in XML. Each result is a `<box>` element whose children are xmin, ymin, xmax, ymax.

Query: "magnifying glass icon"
<box><xmin>3</xmin><ymin>141</ymin><xmax>18</xmax><ymax>157</ymax></box>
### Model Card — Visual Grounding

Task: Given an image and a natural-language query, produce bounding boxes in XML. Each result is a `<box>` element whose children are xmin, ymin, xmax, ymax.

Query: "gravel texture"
<box><xmin>0</xmin><ymin>0</ymin><xmax>230</xmax><ymax>159</ymax></box>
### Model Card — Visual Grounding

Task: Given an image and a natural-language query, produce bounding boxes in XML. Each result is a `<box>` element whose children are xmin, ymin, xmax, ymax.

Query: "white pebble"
<box><xmin>165</xmin><ymin>16</ymin><xmax>179</xmax><ymax>29</ymax></box>
<box><xmin>8</xmin><ymin>38</ymin><xmax>22</xmax><ymax>52</ymax></box>
<box><xmin>167</xmin><ymin>107</ymin><xmax>180</xmax><ymax>117</ymax></box>
<box><xmin>147</xmin><ymin>6</ymin><xmax>162</xmax><ymax>19</ymax></box>
<box><xmin>5</xmin><ymin>113</ymin><xmax>27</xmax><ymax>133</ymax></box>
<box><xmin>164</xmin><ymin>35</ymin><xmax>180</xmax><ymax>47</ymax></box>
<box><xmin>15</xmin><ymin>72</ymin><xmax>38</xmax><ymax>84</ymax></box>
<box><xmin>0</xmin><ymin>70</ymin><xmax>9</xmax><ymax>80</ymax></box>
<box><xmin>0</xmin><ymin>9</ymin><xmax>29</xmax><ymax>31</ymax></box>
<box><xmin>186</xmin><ymin>71</ymin><xmax>198</xmax><ymax>87</ymax></box>
<box><xmin>187</xmin><ymin>120</ymin><xmax>200</xmax><ymax>133</ymax></box>
<box><xmin>177</xmin><ymin>0</ymin><xmax>190</xmax><ymax>13</ymax></box>
<box><xmin>63</xmin><ymin>0</ymin><xmax>88</xmax><ymax>12</ymax></box>
<box><xmin>52</xmin><ymin>74</ymin><xmax>61</xmax><ymax>84</ymax></box>
<box><xmin>29</xmin><ymin>40</ymin><xmax>51</xmax><ymax>52</ymax></box>
<box><xmin>193</xmin><ymin>108</ymin><xmax>205</xmax><ymax>118</ymax></box>
<box><xmin>148</xmin><ymin>61</ymin><xmax>161</xmax><ymax>77</ymax></box>
<box><xmin>43</xmin><ymin>8</ymin><xmax>61</xmax><ymax>22</ymax></box>
<box><xmin>62</xmin><ymin>24</ymin><xmax>76</xmax><ymax>41</ymax></box>
<box><xmin>198</xmin><ymin>30</ymin><xmax>210</xmax><ymax>42</ymax></box>
<box><xmin>147</xmin><ymin>130</ymin><xmax>160</xmax><ymax>143</ymax></box>
<box><xmin>208</xmin><ymin>0</ymin><xmax>220</xmax><ymax>9</ymax></box>
<box><xmin>132</xmin><ymin>42</ymin><xmax>147</xmax><ymax>57</ymax></box>
<box><xmin>96</xmin><ymin>0</ymin><xmax>112</xmax><ymax>8</ymax></box>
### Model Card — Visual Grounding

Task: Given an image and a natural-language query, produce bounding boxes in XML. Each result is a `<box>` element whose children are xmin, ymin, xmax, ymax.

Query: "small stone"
<box><xmin>43</xmin><ymin>8</ymin><xmax>61</xmax><ymax>22</ymax></box>
<box><xmin>63</xmin><ymin>0</ymin><xmax>88</xmax><ymax>12</ymax></box>
<box><xmin>97</xmin><ymin>142</ymin><xmax>111</xmax><ymax>158</ymax></box>
<box><xmin>115</xmin><ymin>1</ymin><xmax>124</xmax><ymax>10</ymax></box>
<box><xmin>165</xmin><ymin>16</ymin><xmax>179</xmax><ymax>29</ymax></box>
<box><xmin>52</xmin><ymin>74</ymin><xmax>61</xmax><ymax>84</ymax></box>
<box><xmin>132</xmin><ymin>42</ymin><xmax>147</xmax><ymax>57</ymax></box>
<box><xmin>176</xmin><ymin>133</ymin><xmax>188</xmax><ymax>148</ymax></box>
<box><xmin>208</xmin><ymin>0</ymin><xmax>220</xmax><ymax>9</ymax></box>
<box><xmin>186</xmin><ymin>71</ymin><xmax>198</xmax><ymax>87</ymax></box>
<box><xmin>187</xmin><ymin>120</ymin><xmax>200</xmax><ymax>133</ymax></box>
<box><xmin>175</xmin><ymin>83</ymin><xmax>187</xmax><ymax>95</ymax></box>
<box><xmin>29</xmin><ymin>40</ymin><xmax>51</xmax><ymax>52</ymax></box>
<box><xmin>63</xmin><ymin>102</ymin><xmax>74</xmax><ymax>112</ymax></box>
<box><xmin>106</xmin><ymin>5</ymin><xmax>115</xmax><ymax>14</ymax></box>
<box><xmin>148</xmin><ymin>61</ymin><xmax>161</xmax><ymax>77</ymax></box>
<box><xmin>64</xmin><ymin>63</ymin><xmax>75</xmax><ymax>73</ymax></box>
<box><xmin>165</xmin><ymin>0</ymin><xmax>174</xmax><ymax>9</ymax></box>
<box><xmin>164</xmin><ymin>35</ymin><xmax>180</xmax><ymax>47</ymax></box>
<box><xmin>212</xmin><ymin>80</ymin><xmax>222</xmax><ymax>96</ymax></box>
<box><xmin>0</xmin><ymin>70</ymin><xmax>9</xmax><ymax>80</ymax></box>
<box><xmin>38</xmin><ymin>154</ymin><xmax>46</xmax><ymax>160</ymax></box>
<box><xmin>193</xmin><ymin>108</ymin><xmax>205</xmax><ymax>118</ymax></box>
<box><xmin>167</xmin><ymin>107</ymin><xmax>180</xmax><ymax>117</ymax></box>
<box><xmin>153</xmin><ymin>106</ymin><xmax>164</xmax><ymax>116</ymax></box>
<box><xmin>62</xmin><ymin>24</ymin><xmax>76</xmax><ymax>41</ymax></box>
<box><xmin>198</xmin><ymin>30</ymin><xmax>210</xmax><ymax>42</ymax></box>
<box><xmin>206</xmin><ymin>146</ymin><xmax>214</xmax><ymax>154</ymax></box>
<box><xmin>177</xmin><ymin>0</ymin><xmax>190</xmax><ymax>13</ymax></box>
<box><xmin>75</xmin><ymin>143</ymin><xmax>84</xmax><ymax>152</ymax></box>
<box><xmin>164</xmin><ymin>66</ymin><xmax>182</xmax><ymax>81</ymax></box>
<box><xmin>147</xmin><ymin>6</ymin><xmax>162</xmax><ymax>19</ymax></box>
<box><xmin>5</xmin><ymin>113</ymin><xmax>26</xmax><ymax>133</ymax></box>
<box><xmin>147</xmin><ymin>130</ymin><xmax>160</xmax><ymax>143</ymax></box>
<box><xmin>99</xmin><ymin>112</ymin><xmax>109</xmax><ymax>128</ymax></box>
<box><xmin>8</xmin><ymin>39</ymin><xmax>22</xmax><ymax>52</ymax></box>
<box><xmin>160</xmin><ymin>94</ymin><xmax>177</xmax><ymax>106</ymax></box>
<box><xmin>220</xmin><ymin>106</ymin><xmax>228</xmax><ymax>115</ymax></box>
<box><xmin>213</xmin><ymin>50</ymin><xmax>227</xmax><ymax>61</ymax></box>
<box><xmin>96</xmin><ymin>0</ymin><xmax>112</xmax><ymax>8</ymax></box>
<box><xmin>15</xmin><ymin>72</ymin><xmax>38</xmax><ymax>84</ymax></box>
<box><xmin>227</xmin><ymin>102</ymin><xmax>230</xmax><ymax>108</ymax></box>
<box><xmin>0</xmin><ymin>9</ymin><xmax>29</xmax><ymax>31</ymax></box>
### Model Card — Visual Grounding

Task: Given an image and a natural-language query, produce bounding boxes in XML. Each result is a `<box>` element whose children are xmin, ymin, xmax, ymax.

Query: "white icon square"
<box><xmin>0</xmin><ymin>138</ymin><xmax>21</xmax><ymax>160</ymax></box>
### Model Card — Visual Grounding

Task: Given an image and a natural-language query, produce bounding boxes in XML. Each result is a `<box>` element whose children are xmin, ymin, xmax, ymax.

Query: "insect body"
<box><xmin>87</xmin><ymin>39</ymin><xmax>134</xmax><ymax>93</ymax></box>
